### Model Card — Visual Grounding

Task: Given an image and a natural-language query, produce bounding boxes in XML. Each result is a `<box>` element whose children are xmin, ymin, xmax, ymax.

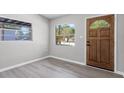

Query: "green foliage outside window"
<box><xmin>55</xmin><ymin>24</ymin><xmax>75</xmax><ymax>46</ymax></box>
<box><xmin>90</xmin><ymin>20</ymin><xmax>110</xmax><ymax>29</ymax></box>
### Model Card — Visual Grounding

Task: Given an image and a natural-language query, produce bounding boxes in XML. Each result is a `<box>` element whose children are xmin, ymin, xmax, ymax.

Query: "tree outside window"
<box><xmin>55</xmin><ymin>24</ymin><xmax>75</xmax><ymax>46</ymax></box>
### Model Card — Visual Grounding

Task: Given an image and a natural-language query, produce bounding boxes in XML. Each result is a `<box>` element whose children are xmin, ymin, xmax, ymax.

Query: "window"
<box><xmin>90</xmin><ymin>20</ymin><xmax>110</xmax><ymax>29</ymax></box>
<box><xmin>55</xmin><ymin>24</ymin><xmax>75</xmax><ymax>46</ymax></box>
<box><xmin>0</xmin><ymin>17</ymin><xmax>32</xmax><ymax>41</ymax></box>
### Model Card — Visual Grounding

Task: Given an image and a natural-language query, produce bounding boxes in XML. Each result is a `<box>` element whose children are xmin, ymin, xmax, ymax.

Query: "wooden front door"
<box><xmin>86</xmin><ymin>15</ymin><xmax>114</xmax><ymax>71</ymax></box>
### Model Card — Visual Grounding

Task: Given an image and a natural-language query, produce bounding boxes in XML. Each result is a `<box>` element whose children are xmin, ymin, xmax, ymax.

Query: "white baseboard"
<box><xmin>49</xmin><ymin>56</ymin><xmax>86</xmax><ymax>66</ymax></box>
<box><xmin>0</xmin><ymin>56</ymin><xmax>49</xmax><ymax>72</ymax></box>
<box><xmin>116</xmin><ymin>71</ymin><xmax>124</xmax><ymax>77</ymax></box>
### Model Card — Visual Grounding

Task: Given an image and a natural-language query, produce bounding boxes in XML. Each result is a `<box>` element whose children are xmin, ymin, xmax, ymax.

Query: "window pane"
<box><xmin>0</xmin><ymin>17</ymin><xmax>32</xmax><ymax>41</ymax></box>
<box><xmin>90</xmin><ymin>20</ymin><xmax>110</xmax><ymax>29</ymax></box>
<box><xmin>4</xmin><ymin>30</ymin><xmax>16</xmax><ymax>40</ymax></box>
<box><xmin>56</xmin><ymin>24</ymin><xmax>75</xmax><ymax>46</ymax></box>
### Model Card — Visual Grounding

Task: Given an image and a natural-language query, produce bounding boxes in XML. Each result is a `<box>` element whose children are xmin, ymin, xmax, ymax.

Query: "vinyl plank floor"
<box><xmin>0</xmin><ymin>58</ymin><xmax>123</xmax><ymax>78</ymax></box>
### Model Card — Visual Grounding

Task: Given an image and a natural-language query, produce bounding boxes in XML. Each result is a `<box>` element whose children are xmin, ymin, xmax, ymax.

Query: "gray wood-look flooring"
<box><xmin>0</xmin><ymin>58</ymin><xmax>123</xmax><ymax>78</ymax></box>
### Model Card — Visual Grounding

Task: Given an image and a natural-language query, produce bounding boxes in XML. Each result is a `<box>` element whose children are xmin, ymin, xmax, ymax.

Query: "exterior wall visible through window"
<box><xmin>0</xmin><ymin>17</ymin><xmax>32</xmax><ymax>41</ymax></box>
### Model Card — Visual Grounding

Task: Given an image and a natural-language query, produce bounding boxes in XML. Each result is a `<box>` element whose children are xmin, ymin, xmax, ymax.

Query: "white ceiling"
<box><xmin>41</xmin><ymin>14</ymin><xmax>68</xmax><ymax>19</ymax></box>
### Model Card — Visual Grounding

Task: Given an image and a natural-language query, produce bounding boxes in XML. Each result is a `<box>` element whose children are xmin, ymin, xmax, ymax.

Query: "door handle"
<box><xmin>87</xmin><ymin>41</ymin><xmax>90</xmax><ymax>46</ymax></box>
<box><xmin>87</xmin><ymin>41</ymin><xmax>90</xmax><ymax>43</ymax></box>
<box><xmin>87</xmin><ymin>44</ymin><xmax>90</xmax><ymax>46</ymax></box>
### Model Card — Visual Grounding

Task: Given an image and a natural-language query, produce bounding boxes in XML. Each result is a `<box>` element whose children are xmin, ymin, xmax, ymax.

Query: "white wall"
<box><xmin>49</xmin><ymin>14</ymin><xmax>124</xmax><ymax>73</ymax></box>
<box><xmin>117</xmin><ymin>14</ymin><xmax>124</xmax><ymax>73</ymax></box>
<box><xmin>0</xmin><ymin>14</ymin><xmax>49</xmax><ymax>69</ymax></box>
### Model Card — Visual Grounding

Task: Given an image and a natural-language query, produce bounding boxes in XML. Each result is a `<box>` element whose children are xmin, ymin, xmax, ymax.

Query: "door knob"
<box><xmin>87</xmin><ymin>41</ymin><xmax>90</xmax><ymax>46</ymax></box>
<box><xmin>87</xmin><ymin>41</ymin><xmax>90</xmax><ymax>43</ymax></box>
<box><xmin>87</xmin><ymin>44</ymin><xmax>90</xmax><ymax>46</ymax></box>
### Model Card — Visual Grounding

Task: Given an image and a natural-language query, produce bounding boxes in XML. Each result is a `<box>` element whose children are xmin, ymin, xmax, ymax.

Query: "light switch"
<box><xmin>79</xmin><ymin>36</ymin><xmax>83</xmax><ymax>38</ymax></box>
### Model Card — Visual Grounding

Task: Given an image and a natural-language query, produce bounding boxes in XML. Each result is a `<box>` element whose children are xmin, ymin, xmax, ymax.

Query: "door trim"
<box><xmin>85</xmin><ymin>14</ymin><xmax>116</xmax><ymax>72</ymax></box>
